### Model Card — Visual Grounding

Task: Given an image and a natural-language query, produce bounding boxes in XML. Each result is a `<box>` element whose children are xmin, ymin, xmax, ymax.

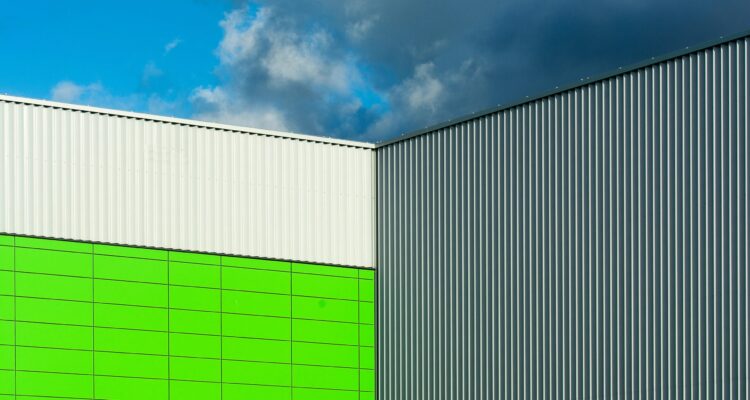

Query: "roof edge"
<box><xmin>376</xmin><ymin>28</ymin><xmax>750</xmax><ymax>148</ymax></box>
<box><xmin>0</xmin><ymin>94</ymin><xmax>375</xmax><ymax>149</ymax></box>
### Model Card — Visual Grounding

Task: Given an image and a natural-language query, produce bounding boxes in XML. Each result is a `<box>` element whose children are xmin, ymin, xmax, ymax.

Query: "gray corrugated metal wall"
<box><xmin>0</xmin><ymin>96</ymin><xmax>376</xmax><ymax>268</ymax></box>
<box><xmin>377</xmin><ymin>37</ymin><xmax>748</xmax><ymax>399</ymax></box>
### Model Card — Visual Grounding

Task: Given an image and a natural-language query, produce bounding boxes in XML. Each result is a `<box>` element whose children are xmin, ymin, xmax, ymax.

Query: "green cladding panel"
<box><xmin>0</xmin><ymin>234</ymin><xmax>375</xmax><ymax>399</ymax></box>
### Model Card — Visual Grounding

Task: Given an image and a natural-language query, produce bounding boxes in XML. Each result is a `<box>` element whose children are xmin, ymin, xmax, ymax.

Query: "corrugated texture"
<box><xmin>0</xmin><ymin>93</ymin><xmax>376</xmax><ymax>149</ymax></box>
<box><xmin>0</xmin><ymin>100</ymin><xmax>375</xmax><ymax>267</ymax></box>
<box><xmin>377</xmin><ymin>37</ymin><xmax>749</xmax><ymax>399</ymax></box>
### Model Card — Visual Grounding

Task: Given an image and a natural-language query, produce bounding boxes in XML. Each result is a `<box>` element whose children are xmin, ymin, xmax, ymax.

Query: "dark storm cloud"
<box><xmin>191</xmin><ymin>0</ymin><xmax>750</xmax><ymax>140</ymax></box>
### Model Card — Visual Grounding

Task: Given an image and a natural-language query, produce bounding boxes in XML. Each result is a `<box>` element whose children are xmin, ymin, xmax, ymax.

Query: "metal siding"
<box><xmin>377</xmin><ymin>37</ymin><xmax>749</xmax><ymax>399</ymax></box>
<box><xmin>0</xmin><ymin>100</ymin><xmax>375</xmax><ymax>267</ymax></box>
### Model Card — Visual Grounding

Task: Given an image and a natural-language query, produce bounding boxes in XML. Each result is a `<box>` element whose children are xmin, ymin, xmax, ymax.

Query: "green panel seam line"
<box><xmin>358</xmin><ymin>271</ymin><xmax>361</xmax><ymax>395</ymax></box>
<box><xmin>92</xmin><ymin>246</ymin><xmax>95</xmax><ymax>397</ymax></box>
<box><xmin>167</xmin><ymin>250</ymin><xmax>171</xmax><ymax>400</ymax></box>
<box><xmin>13</xmin><ymin>236</ymin><xmax>17</xmax><ymax>398</ymax></box>
<box><xmin>4</xmin><ymin>234</ymin><xmax>375</xmax><ymax>398</ymax></box>
<box><xmin>219</xmin><ymin>255</ymin><xmax>223</xmax><ymax>400</ymax></box>
<box><xmin>290</xmin><ymin>258</ymin><xmax>293</xmax><ymax>400</ymax></box>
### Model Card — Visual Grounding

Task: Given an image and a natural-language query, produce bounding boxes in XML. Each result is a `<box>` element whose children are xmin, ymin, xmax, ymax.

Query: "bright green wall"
<box><xmin>0</xmin><ymin>235</ymin><xmax>375</xmax><ymax>400</ymax></box>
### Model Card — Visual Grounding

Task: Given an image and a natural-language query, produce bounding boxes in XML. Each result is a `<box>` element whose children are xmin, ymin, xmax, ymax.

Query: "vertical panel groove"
<box><xmin>0</xmin><ymin>104</ymin><xmax>376</xmax><ymax>268</ymax></box>
<box><xmin>377</xmin><ymin>37</ymin><xmax>749</xmax><ymax>400</ymax></box>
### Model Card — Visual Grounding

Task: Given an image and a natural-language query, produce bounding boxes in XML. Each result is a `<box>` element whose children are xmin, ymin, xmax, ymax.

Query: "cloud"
<box><xmin>190</xmin><ymin>86</ymin><xmax>289</xmax><ymax>130</ymax></box>
<box><xmin>398</xmin><ymin>63</ymin><xmax>444</xmax><ymax>113</ymax></box>
<box><xmin>164</xmin><ymin>38</ymin><xmax>182</xmax><ymax>54</ymax></box>
<box><xmin>192</xmin><ymin>0</ymin><xmax>750</xmax><ymax>140</ymax></box>
<box><xmin>216</xmin><ymin>7</ymin><xmax>267</xmax><ymax>65</ymax></box>
<box><xmin>190</xmin><ymin>5</ymin><xmax>380</xmax><ymax>137</ymax></box>
<box><xmin>346</xmin><ymin>15</ymin><xmax>379</xmax><ymax>42</ymax></box>
<box><xmin>215</xmin><ymin>7</ymin><xmax>361</xmax><ymax>94</ymax></box>
<box><xmin>146</xmin><ymin>94</ymin><xmax>181</xmax><ymax>116</ymax></box>
<box><xmin>50</xmin><ymin>80</ymin><xmax>138</xmax><ymax>110</ymax></box>
<box><xmin>51</xmin><ymin>81</ymin><xmax>104</xmax><ymax>103</ymax></box>
<box><xmin>362</xmin><ymin>62</ymin><xmax>449</xmax><ymax>138</ymax></box>
<box><xmin>142</xmin><ymin>61</ymin><xmax>163</xmax><ymax>84</ymax></box>
<box><xmin>50</xmin><ymin>80</ymin><xmax>181</xmax><ymax>116</ymax></box>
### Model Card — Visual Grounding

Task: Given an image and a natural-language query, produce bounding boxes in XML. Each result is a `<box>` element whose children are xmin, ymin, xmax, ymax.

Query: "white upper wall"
<box><xmin>0</xmin><ymin>95</ymin><xmax>376</xmax><ymax>268</ymax></box>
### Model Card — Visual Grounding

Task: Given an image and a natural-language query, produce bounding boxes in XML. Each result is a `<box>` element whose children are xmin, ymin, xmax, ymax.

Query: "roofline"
<box><xmin>0</xmin><ymin>94</ymin><xmax>375</xmax><ymax>149</ymax></box>
<box><xmin>375</xmin><ymin>28</ymin><xmax>750</xmax><ymax>148</ymax></box>
<box><xmin>4</xmin><ymin>29</ymin><xmax>748</xmax><ymax>149</ymax></box>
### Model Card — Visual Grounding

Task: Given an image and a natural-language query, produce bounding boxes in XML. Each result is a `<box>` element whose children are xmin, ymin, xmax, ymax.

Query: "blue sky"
<box><xmin>1</xmin><ymin>1</ymin><xmax>749</xmax><ymax>140</ymax></box>
<box><xmin>0</xmin><ymin>0</ymin><xmax>226</xmax><ymax>116</ymax></box>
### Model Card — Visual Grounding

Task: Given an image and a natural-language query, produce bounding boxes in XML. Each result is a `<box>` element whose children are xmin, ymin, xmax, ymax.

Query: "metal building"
<box><xmin>1</xmin><ymin>30</ymin><xmax>749</xmax><ymax>400</ymax></box>
<box><xmin>377</xmin><ymin>33</ymin><xmax>749</xmax><ymax>399</ymax></box>
<box><xmin>0</xmin><ymin>96</ymin><xmax>376</xmax><ymax>398</ymax></box>
<box><xmin>0</xmin><ymin>95</ymin><xmax>376</xmax><ymax>268</ymax></box>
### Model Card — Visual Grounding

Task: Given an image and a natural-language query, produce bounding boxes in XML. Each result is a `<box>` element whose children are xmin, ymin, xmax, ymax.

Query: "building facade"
<box><xmin>0</xmin><ymin>236</ymin><xmax>374</xmax><ymax>399</ymax></box>
<box><xmin>0</xmin><ymin>96</ymin><xmax>377</xmax><ymax>399</ymax></box>
<box><xmin>377</xmin><ymin>33</ymin><xmax>749</xmax><ymax>399</ymax></box>
<box><xmin>1</xmin><ymin>32</ymin><xmax>749</xmax><ymax>399</ymax></box>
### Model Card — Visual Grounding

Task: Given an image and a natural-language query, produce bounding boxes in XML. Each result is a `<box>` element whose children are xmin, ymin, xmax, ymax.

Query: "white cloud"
<box><xmin>192</xmin><ymin>3</ymin><xmax>496</xmax><ymax>139</ymax></box>
<box><xmin>190</xmin><ymin>85</ymin><xmax>227</xmax><ymax>108</ymax></box>
<box><xmin>217</xmin><ymin>7</ymin><xmax>269</xmax><ymax>65</ymax></box>
<box><xmin>142</xmin><ymin>62</ymin><xmax>163</xmax><ymax>83</ymax></box>
<box><xmin>346</xmin><ymin>15</ymin><xmax>380</xmax><ymax>41</ymax></box>
<box><xmin>190</xmin><ymin>86</ymin><xmax>289</xmax><ymax>131</ymax></box>
<box><xmin>164</xmin><ymin>38</ymin><xmax>182</xmax><ymax>54</ymax></box>
<box><xmin>399</xmin><ymin>62</ymin><xmax>445</xmax><ymax>112</ymax></box>
<box><xmin>49</xmin><ymin>80</ymin><xmax>141</xmax><ymax>111</ymax></box>
<box><xmin>217</xmin><ymin>7</ymin><xmax>358</xmax><ymax>93</ymax></box>
<box><xmin>146</xmin><ymin>94</ymin><xmax>180</xmax><ymax>116</ymax></box>
<box><xmin>262</xmin><ymin>32</ymin><xmax>354</xmax><ymax>93</ymax></box>
<box><xmin>364</xmin><ymin>62</ymin><xmax>460</xmax><ymax>139</ymax></box>
<box><xmin>188</xmin><ymin>5</ymin><xmax>379</xmax><ymax>134</ymax></box>
<box><xmin>50</xmin><ymin>81</ymin><xmax>103</xmax><ymax>103</ymax></box>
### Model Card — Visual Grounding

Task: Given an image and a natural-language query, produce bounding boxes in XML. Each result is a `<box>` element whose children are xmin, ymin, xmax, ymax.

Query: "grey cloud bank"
<box><xmin>190</xmin><ymin>0</ymin><xmax>750</xmax><ymax>140</ymax></box>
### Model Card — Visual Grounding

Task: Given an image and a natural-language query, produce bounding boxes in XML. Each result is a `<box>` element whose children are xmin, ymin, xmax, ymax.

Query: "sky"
<box><xmin>1</xmin><ymin>1</ymin><xmax>749</xmax><ymax>141</ymax></box>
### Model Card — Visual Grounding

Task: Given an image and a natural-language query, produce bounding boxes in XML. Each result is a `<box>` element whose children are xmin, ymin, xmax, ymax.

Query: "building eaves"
<box><xmin>0</xmin><ymin>93</ymin><xmax>375</xmax><ymax>149</ymax></box>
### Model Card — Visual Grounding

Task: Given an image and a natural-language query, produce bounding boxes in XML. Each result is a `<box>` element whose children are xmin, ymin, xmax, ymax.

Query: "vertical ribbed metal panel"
<box><xmin>0</xmin><ymin>100</ymin><xmax>376</xmax><ymax>267</ymax></box>
<box><xmin>377</xmin><ymin>37</ymin><xmax>748</xmax><ymax>399</ymax></box>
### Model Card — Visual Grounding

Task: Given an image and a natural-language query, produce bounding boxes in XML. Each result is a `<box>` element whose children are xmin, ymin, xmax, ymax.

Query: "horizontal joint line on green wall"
<box><xmin>3</xmin><ymin>296</ymin><xmax>375</xmax><ymax>326</ymax></box>
<box><xmin>9</xmin><ymin>271</ymin><xmax>371</xmax><ymax>303</ymax></box>
<box><xmin>5</xmin><ymin>344</ymin><xmax>375</xmax><ymax>370</ymax></box>
<box><xmin>1</xmin><ymin>233</ymin><xmax>376</xmax><ymax>397</ymax></box>
<box><xmin>2</xmin><ymin>321</ymin><xmax>376</xmax><ymax>342</ymax></box>
<box><xmin>8</xmin><ymin>260</ymin><xmax>374</xmax><ymax>282</ymax></box>
<box><xmin>9</xmin><ymin>369</ymin><xmax>374</xmax><ymax>393</ymax></box>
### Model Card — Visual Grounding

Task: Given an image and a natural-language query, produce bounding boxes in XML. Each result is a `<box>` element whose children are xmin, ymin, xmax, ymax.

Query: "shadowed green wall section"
<box><xmin>0</xmin><ymin>234</ymin><xmax>375</xmax><ymax>400</ymax></box>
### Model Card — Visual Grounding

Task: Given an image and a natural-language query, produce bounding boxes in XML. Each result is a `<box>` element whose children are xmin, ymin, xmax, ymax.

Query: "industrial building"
<box><xmin>1</xmin><ymin>31</ymin><xmax>749</xmax><ymax>399</ymax></box>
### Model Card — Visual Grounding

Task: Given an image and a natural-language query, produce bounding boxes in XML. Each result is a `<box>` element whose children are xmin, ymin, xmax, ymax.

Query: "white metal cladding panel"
<box><xmin>377</xmin><ymin>37</ymin><xmax>748</xmax><ymax>399</ymax></box>
<box><xmin>0</xmin><ymin>100</ymin><xmax>375</xmax><ymax>267</ymax></box>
